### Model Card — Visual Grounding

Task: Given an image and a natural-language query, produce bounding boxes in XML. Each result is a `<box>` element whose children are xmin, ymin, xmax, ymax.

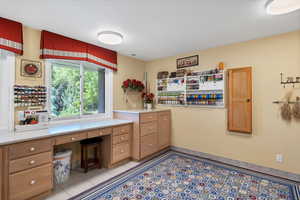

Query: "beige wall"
<box><xmin>145</xmin><ymin>30</ymin><xmax>300</xmax><ymax>174</ymax></box>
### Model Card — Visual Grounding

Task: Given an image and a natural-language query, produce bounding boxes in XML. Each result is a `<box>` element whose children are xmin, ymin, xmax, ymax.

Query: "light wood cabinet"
<box><xmin>0</xmin><ymin>148</ymin><xmax>3</xmax><ymax>200</ymax></box>
<box><xmin>114</xmin><ymin>110</ymin><xmax>171</xmax><ymax>160</ymax></box>
<box><xmin>0</xmin><ymin>122</ymin><xmax>133</xmax><ymax>200</ymax></box>
<box><xmin>158</xmin><ymin>111</ymin><xmax>171</xmax><ymax>149</ymax></box>
<box><xmin>55</xmin><ymin>132</ymin><xmax>87</xmax><ymax>145</ymax></box>
<box><xmin>227</xmin><ymin>67</ymin><xmax>252</xmax><ymax>133</ymax></box>
<box><xmin>9</xmin><ymin>139</ymin><xmax>52</xmax><ymax>160</ymax></box>
<box><xmin>9</xmin><ymin>164</ymin><xmax>52</xmax><ymax>200</ymax></box>
<box><xmin>111</xmin><ymin>125</ymin><xmax>131</xmax><ymax>164</ymax></box>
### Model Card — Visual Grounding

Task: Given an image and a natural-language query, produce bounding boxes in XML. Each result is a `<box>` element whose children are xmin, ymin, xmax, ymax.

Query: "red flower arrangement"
<box><xmin>142</xmin><ymin>92</ymin><xmax>155</xmax><ymax>103</ymax></box>
<box><xmin>122</xmin><ymin>79</ymin><xmax>145</xmax><ymax>93</ymax></box>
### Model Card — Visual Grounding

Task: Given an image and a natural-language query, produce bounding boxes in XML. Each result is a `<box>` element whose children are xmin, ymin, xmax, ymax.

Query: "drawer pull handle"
<box><xmin>30</xmin><ymin>180</ymin><xmax>36</xmax><ymax>185</ymax></box>
<box><xmin>29</xmin><ymin>147</ymin><xmax>35</xmax><ymax>152</ymax></box>
<box><xmin>149</xmin><ymin>144</ymin><xmax>153</xmax><ymax>146</ymax></box>
<box><xmin>71</xmin><ymin>137</ymin><xmax>76</xmax><ymax>141</ymax></box>
<box><xmin>29</xmin><ymin>160</ymin><xmax>35</xmax><ymax>165</ymax></box>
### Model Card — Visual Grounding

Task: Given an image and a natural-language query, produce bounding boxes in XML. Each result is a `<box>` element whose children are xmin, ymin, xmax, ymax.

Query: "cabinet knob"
<box><xmin>71</xmin><ymin>137</ymin><xmax>76</xmax><ymax>141</ymax></box>
<box><xmin>29</xmin><ymin>147</ymin><xmax>35</xmax><ymax>152</ymax></box>
<box><xmin>29</xmin><ymin>160</ymin><xmax>35</xmax><ymax>165</ymax></box>
<box><xmin>30</xmin><ymin>180</ymin><xmax>36</xmax><ymax>185</ymax></box>
<box><xmin>121</xmin><ymin>150</ymin><xmax>124</xmax><ymax>153</ymax></box>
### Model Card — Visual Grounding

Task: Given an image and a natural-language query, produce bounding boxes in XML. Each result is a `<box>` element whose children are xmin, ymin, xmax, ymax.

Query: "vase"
<box><xmin>146</xmin><ymin>103</ymin><xmax>152</xmax><ymax>110</ymax></box>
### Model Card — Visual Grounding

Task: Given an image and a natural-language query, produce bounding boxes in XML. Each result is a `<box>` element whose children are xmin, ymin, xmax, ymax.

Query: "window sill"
<box><xmin>48</xmin><ymin>113</ymin><xmax>113</xmax><ymax>127</ymax></box>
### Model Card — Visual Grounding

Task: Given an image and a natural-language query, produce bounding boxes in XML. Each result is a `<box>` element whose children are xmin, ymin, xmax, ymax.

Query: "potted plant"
<box><xmin>122</xmin><ymin>79</ymin><xmax>145</xmax><ymax>103</ymax></box>
<box><xmin>142</xmin><ymin>92</ymin><xmax>155</xmax><ymax>110</ymax></box>
<box><xmin>122</xmin><ymin>79</ymin><xmax>145</xmax><ymax>93</ymax></box>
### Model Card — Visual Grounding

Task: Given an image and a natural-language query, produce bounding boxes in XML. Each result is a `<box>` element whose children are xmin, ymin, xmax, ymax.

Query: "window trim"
<box><xmin>0</xmin><ymin>50</ymin><xmax>15</xmax><ymax>132</ymax></box>
<box><xmin>45</xmin><ymin>59</ymin><xmax>113</xmax><ymax>124</ymax></box>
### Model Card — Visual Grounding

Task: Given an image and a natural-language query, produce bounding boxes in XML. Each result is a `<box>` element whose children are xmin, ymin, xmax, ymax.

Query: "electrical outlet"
<box><xmin>276</xmin><ymin>154</ymin><xmax>283</xmax><ymax>163</ymax></box>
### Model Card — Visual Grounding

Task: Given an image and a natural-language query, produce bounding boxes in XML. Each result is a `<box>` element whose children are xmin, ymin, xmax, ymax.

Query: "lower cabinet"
<box><xmin>141</xmin><ymin>133</ymin><xmax>158</xmax><ymax>158</ymax></box>
<box><xmin>0</xmin><ymin>148</ymin><xmax>3</xmax><ymax>200</ymax></box>
<box><xmin>0</xmin><ymin>123</ymin><xmax>133</xmax><ymax>200</ymax></box>
<box><xmin>9</xmin><ymin>164</ymin><xmax>52</xmax><ymax>200</ymax></box>
<box><xmin>158</xmin><ymin>111</ymin><xmax>171</xmax><ymax>149</ymax></box>
<box><xmin>114</xmin><ymin>110</ymin><xmax>171</xmax><ymax>160</ymax></box>
<box><xmin>111</xmin><ymin>125</ymin><xmax>131</xmax><ymax>164</ymax></box>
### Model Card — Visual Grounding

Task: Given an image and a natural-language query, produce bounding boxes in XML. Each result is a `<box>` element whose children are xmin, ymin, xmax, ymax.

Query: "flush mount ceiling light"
<box><xmin>97</xmin><ymin>31</ymin><xmax>123</xmax><ymax>45</ymax></box>
<box><xmin>266</xmin><ymin>0</ymin><xmax>300</xmax><ymax>15</ymax></box>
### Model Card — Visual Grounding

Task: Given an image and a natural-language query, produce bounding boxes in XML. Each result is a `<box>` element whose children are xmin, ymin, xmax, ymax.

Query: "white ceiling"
<box><xmin>1</xmin><ymin>0</ymin><xmax>300</xmax><ymax>61</ymax></box>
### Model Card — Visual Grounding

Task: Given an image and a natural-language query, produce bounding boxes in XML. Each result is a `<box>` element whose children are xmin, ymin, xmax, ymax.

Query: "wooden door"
<box><xmin>158</xmin><ymin>111</ymin><xmax>171</xmax><ymax>149</ymax></box>
<box><xmin>227</xmin><ymin>67</ymin><xmax>252</xmax><ymax>133</ymax></box>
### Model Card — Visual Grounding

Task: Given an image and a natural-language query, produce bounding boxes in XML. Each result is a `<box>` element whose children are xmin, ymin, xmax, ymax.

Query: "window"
<box><xmin>47</xmin><ymin>61</ymin><xmax>110</xmax><ymax>120</ymax></box>
<box><xmin>0</xmin><ymin>50</ymin><xmax>15</xmax><ymax>131</ymax></box>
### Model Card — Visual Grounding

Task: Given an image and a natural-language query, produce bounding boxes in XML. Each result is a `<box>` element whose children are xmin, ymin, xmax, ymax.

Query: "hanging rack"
<box><xmin>280</xmin><ymin>73</ymin><xmax>300</xmax><ymax>88</ymax></box>
<box><xmin>273</xmin><ymin>97</ymin><xmax>300</xmax><ymax>104</ymax></box>
<box><xmin>273</xmin><ymin>100</ymin><xmax>298</xmax><ymax>104</ymax></box>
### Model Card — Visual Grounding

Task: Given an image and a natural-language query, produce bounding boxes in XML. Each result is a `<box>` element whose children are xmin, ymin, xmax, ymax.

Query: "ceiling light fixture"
<box><xmin>266</xmin><ymin>0</ymin><xmax>300</xmax><ymax>15</ymax></box>
<box><xmin>97</xmin><ymin>31</ymin><xmax>123</xmax><ymax>45</ymax></box>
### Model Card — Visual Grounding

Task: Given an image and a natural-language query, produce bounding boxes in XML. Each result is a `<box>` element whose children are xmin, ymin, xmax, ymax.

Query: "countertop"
<box><xmin>113</xmin><ymin>108</ymin><xmax>170</xmax><ymax>114</ymax></box>
<box><xmin>0</xmin><ymin>119</ymin><xmax>133</xmax><ymax>146</ymax></box>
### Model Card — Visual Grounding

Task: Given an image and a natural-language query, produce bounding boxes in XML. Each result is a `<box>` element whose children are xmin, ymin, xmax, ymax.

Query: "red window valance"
<box><xmin>0</xmin><ymin>17</ymin><xmax>23</xmax><ymax>55</ymax></box>
<box><xmin>40</xmin><ymin>30</ymin><xmax>117</xmax><ymax>71</ymax></box>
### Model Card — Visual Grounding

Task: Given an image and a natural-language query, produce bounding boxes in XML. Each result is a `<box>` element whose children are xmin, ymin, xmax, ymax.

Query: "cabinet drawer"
<box><xmin>140</xmin><ymin>113</ymin><xmax>157</xmax><ymax>123</ymax></box>
<box><xmin>112</xmin><ymin>142</ymin><xmax>130</xmax><ymax>163</ymax></box>
<box><xmin>113</xmin><ymin>125</ymin><xmax>130</xmax><ymax>136</ymax></box>
<box><xmin>88</xmin><ymin>128</ymin><xmax>112</xmax><ymax>138</ymax></box>
<box><xmin>140</xmin><ymin>121</ymin><xmax>158</xmax><ymax>137</ymax></box>
<box><xmin>141</xmin><ymin>133</ymin><xmax>158</xmax><ymax>158</ymax></box>
<box><xmin>55</xmin><ymin>132</ymin><xmax>87</xmax><ymax>145</ymax></box>
<box><xmin>113</xmin><ymin>134</ymin><xmax>129</xmax><ymax>145</ymax></box>
<box><xmin>9</xmin><ymin>164</ymin><xmax>53</xmax><ymax>200</ymax></box>
<box><xmin>9</xmin><ymin>151</ymin><xmax>52</xmax><ymax>174</ymax></box>
<box><xmin>9</xmin><ymin>139</ymin><xmax>52</xmax><ymax>160</ymax></box>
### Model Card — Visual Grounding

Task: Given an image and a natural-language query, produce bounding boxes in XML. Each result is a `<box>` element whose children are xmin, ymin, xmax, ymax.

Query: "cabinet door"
<box><xmin>158</xmin><ymin>111</ymin><xmax>171</xmax><ymax>149</ymax></box>
<box><xmin>227</xmin><ymin>67</ymin><xmax>252</xmax><ymax>133</ymax></box>
<box><xmin>0</xmin><ymin>148</ymin><xmax>2</xmax><ymax>200</ymax></box>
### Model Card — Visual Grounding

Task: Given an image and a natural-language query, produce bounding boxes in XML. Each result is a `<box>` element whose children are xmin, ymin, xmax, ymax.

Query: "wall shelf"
<box><xmin>156</xmin><ymin>69</ymin><xmax>226</xmax><ymax>108</ymax></box>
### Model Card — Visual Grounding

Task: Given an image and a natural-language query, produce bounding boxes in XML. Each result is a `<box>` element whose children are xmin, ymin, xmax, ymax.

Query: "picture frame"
<box><xmin>176</xmin><ymin>55</ymin><xmax>199</xmax><ymax>69</ymax></box>
<box><xmin>20</xmin><ymin>59</ymin><xmax>42</xmax><ymax>78</ymax></box>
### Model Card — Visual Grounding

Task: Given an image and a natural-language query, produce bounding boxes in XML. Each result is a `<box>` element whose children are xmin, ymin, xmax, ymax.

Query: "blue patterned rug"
<box><xmin>70</xmin><ymin>151</ymin><xmax>300</xmax><ymax>200</ymax></box>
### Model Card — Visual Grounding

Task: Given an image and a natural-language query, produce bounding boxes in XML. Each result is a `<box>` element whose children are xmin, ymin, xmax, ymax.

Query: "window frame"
<box><xmin>45</xmin><ymin>60</ymin><xmax>113</xmax><ymax>124</ymax></box>
<box><xmin>0</xmin><ymin>50</ymin><xmax>15</xmax><ymax>132</ymax></box>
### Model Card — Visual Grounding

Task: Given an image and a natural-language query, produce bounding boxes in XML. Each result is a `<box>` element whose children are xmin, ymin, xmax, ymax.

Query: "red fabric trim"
<box><xmin>40</xmin><ymin>31</ymin><xmax>86</xmax><ymax>53</ymax></box>
<box><xmin>87</xmin><ymin>44</ymin><xmax>117</xmax><ymax>65</ymax></box>
<box><xmin>0</xmin><ymin>17</ymin><xmax>23</xmax><ymax>55</ymax></box>
<box><xmin>0</xmin><ymin>45</ymin><xmax>23</xmax><ymax>55</ymax></box>
<box><xmin>40</xmin><ymin>30</ymin><xmax>117</xmax><ymax>71</ymax></box>
<box><xmin>40</xmin><ymin>54</ymin><xmax>86</xmax><ymax>61</ymax></box>
<box><xmin>87</xmin><ymin>58</ymin><xmax>118</xmax><ymax>71</ymax></box>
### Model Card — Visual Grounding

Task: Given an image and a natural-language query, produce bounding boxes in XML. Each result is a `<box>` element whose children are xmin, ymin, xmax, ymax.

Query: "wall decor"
<box><xmin>176</xmin><ymin>55</ymin><xmax>199</xmax><ymax>69</ymax></box>
<box><xmin>20</xmin><ymin>59</ymin><xmax>42</xmax><ymax>78</ymax></box>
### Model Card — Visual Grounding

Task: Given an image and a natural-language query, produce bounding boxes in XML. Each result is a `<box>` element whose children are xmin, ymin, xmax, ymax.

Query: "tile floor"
<box><xmin>46</xmin><ymin>161</ymin><xmax>140</xmax><ymax>200</ymax></box>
